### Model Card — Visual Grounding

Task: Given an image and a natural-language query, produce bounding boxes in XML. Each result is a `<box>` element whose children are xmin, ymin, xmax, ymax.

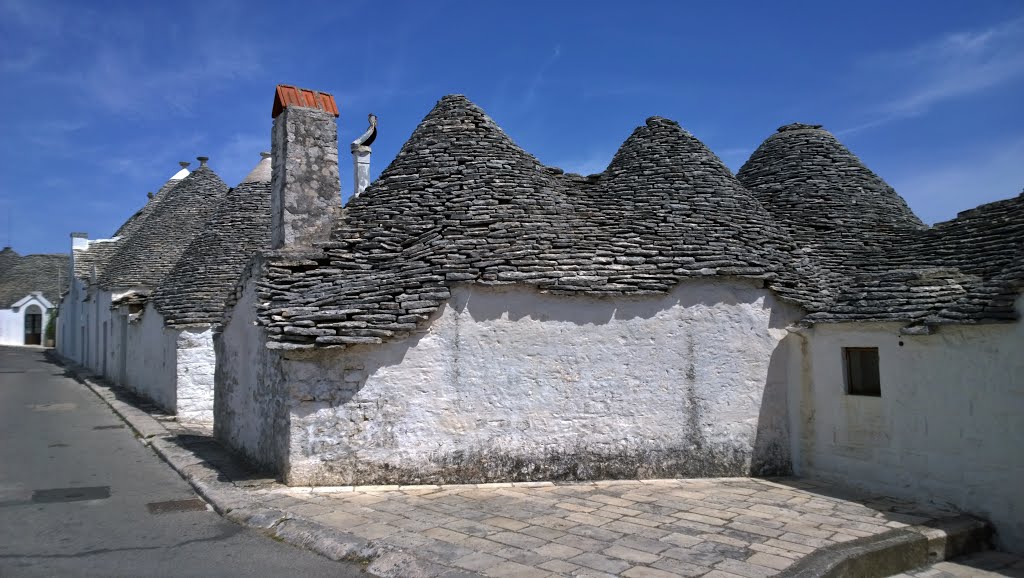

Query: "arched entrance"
<box><xmin>24</xmin><ymin>304</ymin><xmax>43</xmax><ymax>345</ymax></box>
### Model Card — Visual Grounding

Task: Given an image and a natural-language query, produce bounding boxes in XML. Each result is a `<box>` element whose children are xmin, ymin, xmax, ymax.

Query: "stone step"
<box><xmin>780</xmin><ymin>514</ymin><xmax>993</xmax><ymax>578</ymax></box>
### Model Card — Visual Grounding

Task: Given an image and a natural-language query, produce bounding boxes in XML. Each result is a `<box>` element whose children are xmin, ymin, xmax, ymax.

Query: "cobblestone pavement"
<box><xmin>891</xmin><ymin>551</ymin><xmax>1024</xmax><ymax>578</ymax></box>
<box><xmin>248</xmin><ymin>476</ymin><xmax>957</xmax><ymax>577</ymax></box>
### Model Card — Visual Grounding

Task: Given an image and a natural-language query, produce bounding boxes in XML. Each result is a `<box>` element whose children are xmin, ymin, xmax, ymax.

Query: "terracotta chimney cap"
<box><xmin>272</xmin><ymin>84</ymin><xmax>340</xmax><ymax>119</ymax></box>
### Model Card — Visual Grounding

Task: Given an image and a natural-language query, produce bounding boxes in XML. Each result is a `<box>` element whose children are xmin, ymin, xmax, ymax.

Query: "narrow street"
<box><xmin>0</xmin><ymin>346</ymin><xmax>368</xmax><ymax>577</ymax></box>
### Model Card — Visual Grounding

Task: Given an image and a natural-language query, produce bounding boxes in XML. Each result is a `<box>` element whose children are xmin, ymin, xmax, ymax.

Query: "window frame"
<box><xmin>843</xmin><ymin>346</ymin><xmax>881</xmax><ymax>397</ymax></box>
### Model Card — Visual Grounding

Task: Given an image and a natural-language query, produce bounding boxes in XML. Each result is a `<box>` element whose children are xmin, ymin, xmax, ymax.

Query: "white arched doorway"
<box><xmin>24</xmin><ymin>304</ymin><xmax>43</xmax><ymax>345</ymax></box>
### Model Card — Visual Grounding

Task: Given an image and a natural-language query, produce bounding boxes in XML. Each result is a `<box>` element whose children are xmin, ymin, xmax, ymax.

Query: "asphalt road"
<box><xmin>0</xmin><ymin>346</ymin><xmax>369</xmax><ymax>577</ymax></box>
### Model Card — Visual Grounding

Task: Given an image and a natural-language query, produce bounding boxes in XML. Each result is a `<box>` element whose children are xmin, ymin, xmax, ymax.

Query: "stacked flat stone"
<box><xmin>252</xmin><ymin>95</ymin><xmax>828</xmax><ymax>350</ymax></box>
<box><xmin>740</xmin><ymin>123</ymin><xmax>1022</xmax><ymax>325</ymax></box>
<box><xmin>738</xmin><ymin>123</ymin><xmax>926</xmax><ymax>285</ymax></box>
<box><xmin>0</xmin><ymin>252</ymin><xmax>69</xmax><ymax>307</ymax></box>
<box><xmin>153</xmin><ymin>159</ymin><xmax>272</xmax><ymax>327</ymax></box>
<box><xmin>810</xmin><ymin>192</ymin><xmax>1024</xmax><ymax>324</ymax></box>
<box><xmin>72</xmin><ymin>240</ymin><xmax>121</xmax><ymax>283</ymax></box>
<box><xmin>114</xmin><ymin>176</ymin><xmax>183</xmax><ymax>238</ymax></box>
<box><xmin>99</xmin><ymin>167</ymin><xmax>228</xmax><ymax>293</ymax></box>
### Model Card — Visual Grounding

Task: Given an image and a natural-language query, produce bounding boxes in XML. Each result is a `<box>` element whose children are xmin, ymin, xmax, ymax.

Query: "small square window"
<box><xmin>843</xmin><ymin>347</ymin><xmax>880</xmax><ymax>397</ymax></box>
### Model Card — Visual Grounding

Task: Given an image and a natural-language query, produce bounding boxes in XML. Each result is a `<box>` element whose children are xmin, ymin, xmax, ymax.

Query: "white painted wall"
<box><xmin>123</xmin><ymin>303</ymin><xmax>177</xmax><ymax>413</ymax></box>
<box><xmin>0</xmin><ymin>295</ymin><xmax>53</xmax><ymax>346</ymax></box>
<box><xmin>265</xmin><ymin>281</ymin><xmax>803</xmax><ymax>486</ymax></box>
<box><xmin>215</xmin><ymin>273</ymin><xmax>288</xmax><ymax>470</ymax></box>
<box><xmin>793</xmin><ymin>300</ymin><xmax>1024</xmax><ymax>552</ymax></box>
<box><xmin>176</xmin><ymin>327</ymin><xmax>216</xmax><ymax>423</ymax></box>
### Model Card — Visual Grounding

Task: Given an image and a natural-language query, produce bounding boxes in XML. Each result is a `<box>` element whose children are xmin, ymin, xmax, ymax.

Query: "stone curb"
<box><xmin>778</xmin><ymin>515</ymin><xmax>992</xmax><ymax>578</ymax></box>
<box><xmin>46</xmin><ymin>352</ymin><xmax>994</xmax><ymax>578</ymax></box>
<box><xmin>44</xmin><ymin>352</ymin><xmax>445</xmax><ymax>578</ymax></box>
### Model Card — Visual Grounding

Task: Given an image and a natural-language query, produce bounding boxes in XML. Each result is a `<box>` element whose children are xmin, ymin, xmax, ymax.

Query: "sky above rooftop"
<box><xmin>1</xmin><ymin>0</ymin><xmax>1022</xmax><ymax>255</ymax></box>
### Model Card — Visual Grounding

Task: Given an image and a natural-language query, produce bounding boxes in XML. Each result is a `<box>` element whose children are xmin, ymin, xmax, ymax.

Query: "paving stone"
<box><xmin>615</xmin><ymin>535</ymin><xmax>673</xmax><ymax>554</ymax></box>
<box><xmin>483</xmin><ymin>560</ymin><xmax>549</xmax><ymax>578</ymax></box>
<box><xmin>538</xmin><ymin>559</ymin><xmax>580</xmax><ymax>574</ymax></box>
<box><xmin>555</xmin><ymin>533</ymin><xmax>609</xmax><ymax>553</ymax></box>
<box><xmin>602</xmin><ymin>545</ymin><xmax>662</xmax><ymax>565</ymax></box>
<box><xmin>747</xmin><ymin>551</ymin><xmax>794</xmax><ymax>570</ymax></box>
<box><xmin>621</xmin><ymin>566</ymin><xmax>681</xmax><ymax>578</ymax></box>
<box><xmin>484</xmin><ymin>516</ymin><xmax>530</xmax><ymax>531</ymax></box>
<box><xmin>535</xmin><ymin>542</ymin><xmax>584</xmax><ymax>559</ymax></box>
<box><xmin>568</xmin><ymin>552</ymin><xmax>633</xmax><ymax>575</ymax></box>
<box><xmin>651</xmin><ymin>557</ymin><xmax>714</xmax><ymax>577</ymax></box>
<box><xmin>491</xmin><ymin>546</ymin><xmax>552</xmax><ymax>566</ymax></box>
<box><xmin>715</xmin><ymin>557</ymin><xmax>779</xmax><ymax>577</ymax></box>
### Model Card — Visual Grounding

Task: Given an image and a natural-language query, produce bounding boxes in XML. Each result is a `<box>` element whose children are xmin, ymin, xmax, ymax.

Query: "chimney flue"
<box><xmin>269</xmin><ymin>84</ymin><xmax>341</xmax><ymax>250</ymax></box>
<box><xmin>351</xmin><ymin>113</ymin><xmax>377</xmax><ymax>198</ymax></box>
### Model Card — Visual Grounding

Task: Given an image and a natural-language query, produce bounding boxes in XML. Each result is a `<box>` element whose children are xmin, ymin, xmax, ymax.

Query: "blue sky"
<box><xmin>2</xmin><ymin>0</ymin><xmax>1022</xmax><ymax>255</ymax></box>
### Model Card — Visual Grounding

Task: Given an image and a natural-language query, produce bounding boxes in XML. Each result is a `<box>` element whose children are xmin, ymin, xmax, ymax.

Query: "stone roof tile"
<box><xmin>0</xmin><ymin>252</ymin><xmax>69</xmax><ymax>307</ymax></box>
<box><xmin>99</xmin><ymin>166</ymin><xmax>228</xmax><ymax>293</ymax></box>
<box><xmin>152</xmin><ymin>155</ymin><xmax>272</xmax><ymax>327</ymax></box>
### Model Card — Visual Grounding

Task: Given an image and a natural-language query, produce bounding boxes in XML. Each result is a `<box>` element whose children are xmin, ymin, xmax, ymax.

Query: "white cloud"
<box><xmin>888</xmin><ymin>137</ymin><xmax>1024</xmax><ymax>224</ymax></box>
<box><xmin>840</xmin><ymin>16</ymin><xmax>1024</xmax><ymax>135</ymax></box>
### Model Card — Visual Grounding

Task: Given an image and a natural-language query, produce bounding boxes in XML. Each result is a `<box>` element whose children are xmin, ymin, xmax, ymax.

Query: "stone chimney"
<box><xmin>351</xmin><ymin>113</ymin><xmax>377</xmax><ymax>198</ymax></box>
<box><xmin>269</xmin><ymin>84</ymin><xmax>341</xmax><ymax>250</ymax></box>
<box><xmin>71</xmin><ymin>232</ymin><xmax>88</xmax><ymax>251</ymax></box>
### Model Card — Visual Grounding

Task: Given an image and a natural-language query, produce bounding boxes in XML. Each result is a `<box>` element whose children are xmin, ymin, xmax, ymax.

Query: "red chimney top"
<box><xmin>272</xmin><ymin>84</ymin><xmax>340</xmax><ymax>119</ymax></box>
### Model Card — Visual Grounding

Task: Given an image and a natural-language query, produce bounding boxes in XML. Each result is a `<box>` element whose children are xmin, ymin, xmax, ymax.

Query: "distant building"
<box><xmin>0</xmin><ymin>247</ymin><xmax>68</xmax><ymax>346</ymax></box>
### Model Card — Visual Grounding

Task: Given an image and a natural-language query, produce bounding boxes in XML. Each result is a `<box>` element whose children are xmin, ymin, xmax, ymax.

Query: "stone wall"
<box><xmin>176</xmin><ymin>327</ymin><xmax>216</xmax><ymax>423</ymax></box>
<box><xmin>793</xmin><ymin>304</ymin><xmax>1024</xmax><ymax>552</ymax></box>
<box><xmin>262</xmin><ymin>280</ymin><xmax>802</xmax><ymax>485</ymax></box>
<box><xmin>270</xmin><ymin>106</ymin><xmax>339</xmax><ymax>249</ymax></box>
<box><xmin>215</xmin><ymin>271</ymin><xmax>289</xmax><ymax>471</ymax></box>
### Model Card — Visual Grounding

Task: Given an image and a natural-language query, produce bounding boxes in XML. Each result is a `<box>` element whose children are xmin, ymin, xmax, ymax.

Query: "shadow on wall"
<box><xmin>458</xmin><ymin>278</ymin><xmax>762</xmax><ymax>325</ymax></box>
<box><xmin>752</xmin><ymin>331</ymin><xmax>797</xmax><ymax>476</ymax></box>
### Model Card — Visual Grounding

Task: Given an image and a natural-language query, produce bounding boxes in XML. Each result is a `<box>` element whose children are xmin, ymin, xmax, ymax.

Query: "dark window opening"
<box><xmin>128</xmin><ymin>304</ymin><xmax>143</xmax><ymax>314</ymax></box>
<box><xmin>844</xmin><ymin>347</ymin><xmax>881</xmax><ymax>397</ymax></box>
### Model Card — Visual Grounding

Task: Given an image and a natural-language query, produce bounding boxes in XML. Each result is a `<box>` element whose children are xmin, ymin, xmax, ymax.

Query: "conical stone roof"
<box><xmin>254</xmin><ymin>95</ymin><xmax>827</xmax><ymax>350</ymax></box>
<box><xmin>114</xmin><ymin>169</ymin><xmax>189</xmax><ymax>238</ymax></box>
<box><xmin>100</xmin><ymin>166</ymin><xmax>228</xmax><ymax>293</ymax></box>
<box><xmin>153</xmin><ymin>155</ymin><xmax>273</xmax><ymax>327</ymax></box>
<box><xmin>737</xmin><ymin>122</ymin><xmax>927</xmax><ymax>302</ymax></box>
<box><xmin>808</xmin><ymin>191</ymin><xmax>1024</xmax><ymax>324</ymax></box>
<box><xmin>0</xmin><ymin>252</ymin><xmax>68</xmax><ymax>307</ymax></box>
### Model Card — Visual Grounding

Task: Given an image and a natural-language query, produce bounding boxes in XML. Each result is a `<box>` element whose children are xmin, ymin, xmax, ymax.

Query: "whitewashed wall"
<box><xmin>0</xmin><ymin>295</ymin><xmax>53</xmax><ymax>346</ymax></box>
<box><xmin>123</xmin><ymin>303</ymin><xmax>177</xmax><ymax>413</ymax></box>
<box><xmin>793</xmin><ymin>301</ymin><xmax>1024</xmax><ymax>552</ymax></box>
<box><xmin>215</xmin><ymin>274</ymin><xmax>288</xmax><ymax>470</ymax></box>
<box><xmin>260</xmin><ymin>280</ymin><xmax>803</xmax><ymax>486</ymax></box>
<box><xmin>57</xmin><ymin>278</ymin><xmax>85</xmax><ymax>359</ymax></box>
<box><xmin>176</xmin><ymin>327</ymin><xmax>216</xmax><ymax>423</ymax></box>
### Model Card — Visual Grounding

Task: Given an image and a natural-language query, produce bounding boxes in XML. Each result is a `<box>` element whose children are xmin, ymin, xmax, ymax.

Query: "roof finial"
<box><xmin>179</xmin><ymin>161</ymin><xmax>191</xmax><ymax>169</ymax></box>
<box><xmin>147</xmin><ymin>191</ymin><xmax>154</xmax><ymax>201</ymax></box>
<box><xmin>197</xmin><ymin>156</ymin><xmax>209</xmax><ymax>167</ymax></box>
<box><xmin>351</xmin><ymin>114</ymin><xmax>377</xmax><ymax>198</ymax></box>
<box><xmin>260</xmin><ymin>151</ymin><xmax>271</xmax><ymax>159</ymax></box>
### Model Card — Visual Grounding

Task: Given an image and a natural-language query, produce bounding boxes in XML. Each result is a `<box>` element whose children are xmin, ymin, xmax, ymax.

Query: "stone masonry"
<box><xmin>271</xmin><ymin>106</ymin><xmax>341</xmax><ymax>250</ymax></box>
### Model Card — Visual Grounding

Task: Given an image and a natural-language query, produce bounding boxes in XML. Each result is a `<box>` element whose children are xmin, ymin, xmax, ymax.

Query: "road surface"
<box><xmin>0</xmin><ymin>346</ymin><xmax>369</xmax><ymax>577</ymax></box>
